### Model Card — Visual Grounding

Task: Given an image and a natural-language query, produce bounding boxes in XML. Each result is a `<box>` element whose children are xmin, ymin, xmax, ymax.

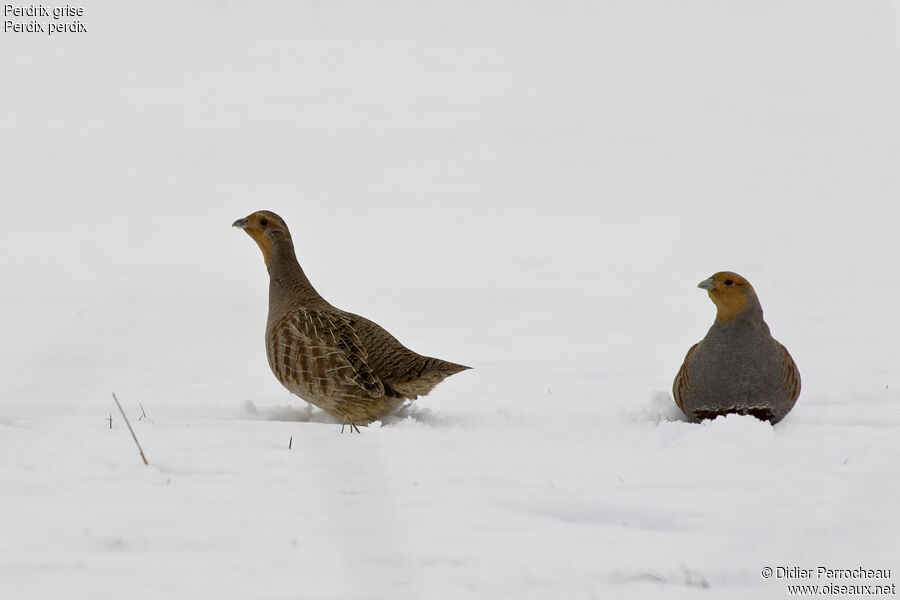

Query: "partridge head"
<box><xmin>232</xmin><ymin>210</ymin><xmax>292</xmax><ymax>267</ymax></box>
<box><xmin>698</xmin><ymin>271</ymin><xmax>759</xmax><ymax>324</ymax></box>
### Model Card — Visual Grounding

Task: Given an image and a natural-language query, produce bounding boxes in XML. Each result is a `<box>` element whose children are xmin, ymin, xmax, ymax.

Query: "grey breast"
<box><xmin>687</xmin><ymin>322</ymin><xmax>784</xmax><ymax>412</ymax></box>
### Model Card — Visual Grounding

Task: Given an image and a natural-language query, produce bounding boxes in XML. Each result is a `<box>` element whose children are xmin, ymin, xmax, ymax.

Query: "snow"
<box><xmin>2</xmin><ymin>1</ymin><xmax>899</xmax><ymax>598</ymax></box>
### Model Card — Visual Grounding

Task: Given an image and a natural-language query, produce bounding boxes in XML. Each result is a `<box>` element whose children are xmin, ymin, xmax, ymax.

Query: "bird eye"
<box><xmin>259</xmin><ymin>218</ymin><xmax>268</xmax><ymax>227</ymax></box>
<box><xmin>724</xmin><ymin>279</ymin><xmax>734</xmax><ymax>286</ymax></box>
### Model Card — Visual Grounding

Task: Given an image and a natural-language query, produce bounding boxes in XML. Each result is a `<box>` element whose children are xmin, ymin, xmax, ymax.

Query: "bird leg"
<box><xmin>340</xmin><ymin>414</ymin><xmax>361</xmax><ymax>434</ymax></box>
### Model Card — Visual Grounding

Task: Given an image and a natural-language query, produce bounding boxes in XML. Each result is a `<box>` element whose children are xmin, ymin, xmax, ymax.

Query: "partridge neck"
<box><xmin>715</xmin><ymin>294</ymin><xmax>770</xmax><ymax>335</ymax></box>
<box><xmin>266</xmin><ymin>239</ymin><xmax>327</xmax><ymax>308</ymax></box>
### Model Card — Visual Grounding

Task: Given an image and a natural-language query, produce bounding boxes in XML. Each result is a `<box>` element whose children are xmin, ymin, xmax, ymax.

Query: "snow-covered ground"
<box><xmin>2</xmin><ymin>1</ymin><xmax>899</xmax><ymax>598</ymax></box>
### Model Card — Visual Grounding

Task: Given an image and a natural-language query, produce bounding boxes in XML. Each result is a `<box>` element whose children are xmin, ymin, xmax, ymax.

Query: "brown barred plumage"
<box><xmin>672</xmin><ymin>342</ymin><xmax>698</xmax><ymax>412</ymax></box>
<box><xmin>234</xmin><ymin>210</ymin><xmax>470</xmax><ymax>427</ymax></box>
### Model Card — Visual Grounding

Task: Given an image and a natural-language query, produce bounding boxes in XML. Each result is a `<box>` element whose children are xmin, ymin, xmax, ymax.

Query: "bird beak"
<box><xmin>697</xmin><ymin>277</ymin><xmax>716</xmax><ymax>290</ymax></box>
<box><xmin>232</xmin><ymin>217</ymin><xmax>249</xmax><ymax>229</ymax></box>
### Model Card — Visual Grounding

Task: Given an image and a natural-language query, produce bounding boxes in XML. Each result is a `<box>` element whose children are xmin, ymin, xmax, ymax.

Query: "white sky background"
<box><xmin>2</xmin><ymin>0</ymin><xmax>898</xmax><ymax>413</ymax></box>
<box><xmin>0</xmin><ymin>2</ymin><xmax>898</xmax><ymax>598</ymax></box>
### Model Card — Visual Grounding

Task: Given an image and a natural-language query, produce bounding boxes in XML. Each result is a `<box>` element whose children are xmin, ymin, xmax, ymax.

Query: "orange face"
<box><xmin>233</xmin><ymin>211</ymin><xmax>284</xmax><ymax>265</ymax></box>
<box><xmin>697</xmin><ymin>271</ymin><xmax>756</xmax><ymax>323</ymax></box>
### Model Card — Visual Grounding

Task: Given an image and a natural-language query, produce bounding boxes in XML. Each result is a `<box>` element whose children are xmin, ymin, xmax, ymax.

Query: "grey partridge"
<box><xmin>673</xmin><ymin>271</ymin><xmax>800</xmax><ymax>424</ymax></box>
<box><xmin>233</xmin><ymin>210</ymin><xmax>470</xmax><ymax>428</ymax></box>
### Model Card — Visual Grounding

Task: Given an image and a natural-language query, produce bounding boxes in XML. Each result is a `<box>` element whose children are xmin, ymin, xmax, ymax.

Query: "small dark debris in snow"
<box><xmin>617</xmin><ymin>567</ymin><xmax>709</xmax><ymax>588</ymax></box>
<box><xmin>681</xmin><ymin>566</ymin><xmax>709</xmax><ymax>588</ymax></box>
<box><xmin>627</xmin><ymin>572</ymin><xmax>666</xmax><ymax>584</ymax></box>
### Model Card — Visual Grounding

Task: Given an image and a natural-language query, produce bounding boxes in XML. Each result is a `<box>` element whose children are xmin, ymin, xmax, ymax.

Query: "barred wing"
<box><xmin>672</xmin><ymin>342</ymin><xmax>698</xmax><ymax>411</ymax></box>
<box><xmin>267</xmin><ymin>308</ymin><xmax>385</xmax><ymax>398</ymax></box>
<box><xmin>777</xmin><ymin>342</ymin><xmax>801</xmax><ymax>406</ymax></box>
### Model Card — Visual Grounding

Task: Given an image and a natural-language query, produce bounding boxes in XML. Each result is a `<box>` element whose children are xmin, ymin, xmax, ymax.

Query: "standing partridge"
<box><xmin>233</xmin><ymin>210</ymin><xmax>470</xmax><ymax>428</ymax></box>
<box><xmin>673</xmin><ymin>271</ymin><xmax>800</xmax><ymax>424</ymax></box>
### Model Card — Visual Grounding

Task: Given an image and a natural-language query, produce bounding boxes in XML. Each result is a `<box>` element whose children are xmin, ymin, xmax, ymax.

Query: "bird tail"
<box><xmin>388</xmin><ymin>356</ymin><xmax>471</xmax><ymax>399</ymax></box>
<box><xmin>433</xmin><ymin>359</ymin><xmax>471</xmax><ymax>375</ymax></box>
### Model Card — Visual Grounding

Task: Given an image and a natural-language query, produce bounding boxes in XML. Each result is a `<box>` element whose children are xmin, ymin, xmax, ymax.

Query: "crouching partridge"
<box><xmin>233</xmin><ymin>210</ymin><xmax>470</xmax><ymax>429</ymax></box>
<box><xmin>673</xmin><ymin>271</ymin><xmax>800</xmax><ymax>424</ymax></box>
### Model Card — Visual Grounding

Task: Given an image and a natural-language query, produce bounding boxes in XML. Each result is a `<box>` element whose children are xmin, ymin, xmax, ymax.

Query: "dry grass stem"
<box><xmin>112</xmin><ymin>392</ymin><xmax>149</xmax><ymax>465</ymax></box>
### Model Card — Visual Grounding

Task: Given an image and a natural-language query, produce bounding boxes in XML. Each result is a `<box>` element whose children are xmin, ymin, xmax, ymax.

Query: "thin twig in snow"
<box><xmin>112</xmin><ymin>392</ymin><xmax>149</xmax><ymax>465</ymax></box>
